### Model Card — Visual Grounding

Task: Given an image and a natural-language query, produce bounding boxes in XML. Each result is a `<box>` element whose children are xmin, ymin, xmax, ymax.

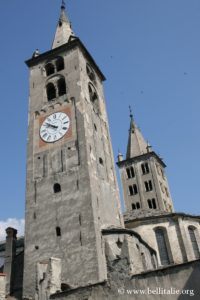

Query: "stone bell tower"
<box><xmin>117</xmin><ymin>108</ymin><xmax>174</xmax><ymax>215</ymax></box>
<box><xmin>23</xmin><ymin>3</ymin><xmax>123</xmax><ymax>299</ymax></box>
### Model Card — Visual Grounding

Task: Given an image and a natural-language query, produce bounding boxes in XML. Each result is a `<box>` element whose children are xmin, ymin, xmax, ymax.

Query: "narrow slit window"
<box><xmin>141</xmin><ymin>164</ymin><xmax>145</xmax><ymax>174</ymax></box>
<box><xmin>129</xmin><ymin>185</ymin><xmax>134</xmax><ymax>196</ymax></box>
<box><xmin>148</xmin><ymin>199</ymin><xmax>152</xmax><ymax>209</ymax></box>
<box><xmin>152</xmin><ymin>198</ymin><xmax>157</xmax><ymax>209</ymax></box>
<box><xmin>56</xmin><ymin>227</ymin><xmax>61</xmax><ymax>237</ymax></box>
<box><xmin>130</xmin><ymin>167</ymin><xmax>135</xmax><ymax>177</ymax></box>
<box><xmin>149</xmin><ymin>180</ymin><xmax>153</xmax><ymax>191</ymax></box>
<box><xmin>99</xmin><ymin>157</ymin><xmax>104</xmax><ymax>165</ymax></box>
<box><xmin>126</xmin><ymin>168</ymin><xmax>131</xmax><ymax>179</ymax></box>
<box><xmin>133</xmin><ymin>184</ymin><xmax>138</xmax><ymax>194</ymax></box>
<box><xmin>188</xmin><ymin>227</ymin><xmax>200</xmax><ymax>259</ymax></box>
<box><xmin>54</xmin><ymin>183</ymin><xmax>61</xmax><ymax>193</ymax></box>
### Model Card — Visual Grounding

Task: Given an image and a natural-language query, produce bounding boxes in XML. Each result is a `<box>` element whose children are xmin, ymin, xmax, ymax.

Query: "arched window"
<box><xmin>129</xmin><ymin>184</ymin><xmax>138</xmax><ymax>196</ymax></box>
<box><xmin>188</xmin><ymin>226</ymin><xmax>200</xmax><ymax>259</ymax></box>
<box><xmin>56</xmin><ymin>57</ymin><xmax>64</xmax><ymax>72</ymax></box>
<box><xmin>132</xmin><ymin>202</ymin><xmax>140</xmax><ymax>210</ymax></box>
<box><xmin>54</xmin><ymin>183</ymin><xmax>61</xmax><ymax>193</ymax></box>
<box><xmin>57</xmin><ymin>78</ymin><xmax>66</xmax><ymax>96</ymax></box>
<box><xmin>155</xmin><ymin>227</ymin><xmax>170</xmax><ymax>265</ymax></box>
<box><xmin>144</xmin><ymin>180</ymin><xmax>153</xmax><ymax>192</ymax></box>
<box><xmin>86</xmin><ymin>64</ymin><xmax>96</xmax><ymax>83</ymax></box>
<box><xmin>141</xmin><ymin>162</ymin><xmax>149</xmax><ymax>174</ymax></box>
<box><xmin>88</xmin><ymin>83</ymin><xmax>98</xmax><ymax>102</ymax></box>
<box><xmin>45</xmin><ymin>63</ymin><xmax>55</xmax><ymax>76</ymax></box>
<box><xmin>126</xmin><ymin>166</ymin><xmax>135</xmax><ymax>179</ymax></box>
<box><xmin>46</xmin><ymin>82</ymin><xmax>56</xmax><ymax>101</ymax></box>
<box><xmin>148</xmin><ymin>198</ymin><xmax>157</xmax><ymax>209</ymax></box>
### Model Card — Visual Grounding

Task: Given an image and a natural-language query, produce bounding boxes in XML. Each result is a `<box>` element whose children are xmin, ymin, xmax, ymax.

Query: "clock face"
<box><xmin>40</xmin><ymin>112</ymin><xmax>70</xmax><ymax>143</ymax></box>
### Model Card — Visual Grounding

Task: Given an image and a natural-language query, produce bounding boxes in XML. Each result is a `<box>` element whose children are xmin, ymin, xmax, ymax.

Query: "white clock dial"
<box><xmin>40</xmin><ymin>112</ymin><xmax>70</xmax><ymax>143</ymax></box>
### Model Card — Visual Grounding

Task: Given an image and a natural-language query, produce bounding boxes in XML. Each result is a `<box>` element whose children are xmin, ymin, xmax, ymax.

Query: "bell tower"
<box><xmin>23</xmin><ymin>3</ymin><xmax>123</xmax><ymax>299</ymax></box>
<box><xmin>117</xmin><ymin>108</ymin><xmax>174</xmax><ymax>216</ymax></box>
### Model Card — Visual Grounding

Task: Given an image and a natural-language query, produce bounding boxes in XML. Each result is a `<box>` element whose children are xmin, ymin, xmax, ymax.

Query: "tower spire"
<box><xmin>129</xmin><ymin>105</ymin><xmax>133</xmax><ymax>120</ymax></box>
<box><xmin>126</xmin><ymin>106</ymin><xmax>149</xmax><ymax>158</ymax></box>
<box><xmin>52</xmin><ymin>1</ymin><xmax>74</xmax><ymax>49</ymax></box>
<box><xmin>128</xmin><ymin>105</ymin><xmax>136</xmax><ymax>130</ymax></box>
<box><xmin>61</xmin><ymin>0</ymin><xmax>65</xmax><ymax>9</ymax></box>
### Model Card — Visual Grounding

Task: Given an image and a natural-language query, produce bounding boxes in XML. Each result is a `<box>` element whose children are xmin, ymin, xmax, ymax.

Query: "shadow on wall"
<box><xmin>178</xmin><ymin>263</ymin><xmax>200</xmax><ymax>300</ymax></box>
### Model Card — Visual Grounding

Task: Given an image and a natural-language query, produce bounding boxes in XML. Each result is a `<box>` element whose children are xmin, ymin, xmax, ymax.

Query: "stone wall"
<box><xmin>0</xmin><ymin>274</ymin><xmax>6</xmax><ymax>300</ymax></box>
<box><xmin>49</xmin><ymin>260</ymin><xmax>200</xmax><ymax>300</ymax></box>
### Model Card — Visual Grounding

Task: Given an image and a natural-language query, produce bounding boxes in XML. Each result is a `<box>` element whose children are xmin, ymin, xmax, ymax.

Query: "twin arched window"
<box><xmin>45</xmin><ymin>57</ymin><xmax>64</xmax><ymax>77</ymax></box>
<box><xmin>148</xmin><ymin>198</ymin><xmax>157</xmax><ymax>209</ymax></box>
<box><xmin>126</xmin><ymin>166</ymin><xmax>135</xmax><ymax>179</ymax></box>
<box><xmin>46</xmin><ymin>76</ymin><xmax>67</xmax><ymax>101</ymax></box>
<box><xmin>141</xmin><ymin>163</ymin><xmax>149</xmax><ymax>174</ymax></box>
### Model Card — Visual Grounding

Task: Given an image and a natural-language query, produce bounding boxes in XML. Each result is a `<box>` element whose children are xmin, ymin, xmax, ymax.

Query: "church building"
<box><xmin>0</xmin><ymin>2</ymin><xmax>200</xmax><ymax>300</ymax></box>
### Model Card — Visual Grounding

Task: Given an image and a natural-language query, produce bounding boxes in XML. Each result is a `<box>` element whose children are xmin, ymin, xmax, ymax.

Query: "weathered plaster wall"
<box><xmin>125</xmin><ymin>214</ymin><xmax>200</xmax><ymax>266</ymax></box>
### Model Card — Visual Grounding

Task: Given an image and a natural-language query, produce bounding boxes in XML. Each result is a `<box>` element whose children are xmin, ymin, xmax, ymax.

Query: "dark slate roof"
<box><xmin>124</xmin><ymin>210</ymin><xmax>200</xmax><ymax>224</ymax></box>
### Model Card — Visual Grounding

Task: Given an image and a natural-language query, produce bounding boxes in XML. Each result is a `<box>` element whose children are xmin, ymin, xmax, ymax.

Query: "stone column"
<box><xmin>4</xmin><ymin>227</ymin><xmax>17</xmax><ymax>296</ymax></box>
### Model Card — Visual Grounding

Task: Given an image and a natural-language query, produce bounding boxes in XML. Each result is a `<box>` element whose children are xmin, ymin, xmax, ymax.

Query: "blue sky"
<box><xmin>0</xmin><ymin>0</ymin><xmax>200</xmax><ymax>237</ymax></box>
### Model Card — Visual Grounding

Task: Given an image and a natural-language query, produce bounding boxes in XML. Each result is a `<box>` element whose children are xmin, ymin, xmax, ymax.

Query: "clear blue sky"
<box><xmin>0</xmin><ymin>0</ymin><xmax>200</xmax><ymax>228</ymax></box>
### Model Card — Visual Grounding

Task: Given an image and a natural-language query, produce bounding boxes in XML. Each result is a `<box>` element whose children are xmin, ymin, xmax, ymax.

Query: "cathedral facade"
<box><xmin>0</xmin><ymin>3</ymin><xmax>200</xmax><ymax>300</ymax></box>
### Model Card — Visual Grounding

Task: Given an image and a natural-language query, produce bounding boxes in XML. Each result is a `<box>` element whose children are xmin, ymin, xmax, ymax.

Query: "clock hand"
<box><xmin>49</xmin><ymin>124</ymin><xmax>58</xmax><ymax>129</ymax></box>
<box><xmin>45</xmin><ymin>122</ymin><xmax>58</xmax><ymax>129</ymax></box>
